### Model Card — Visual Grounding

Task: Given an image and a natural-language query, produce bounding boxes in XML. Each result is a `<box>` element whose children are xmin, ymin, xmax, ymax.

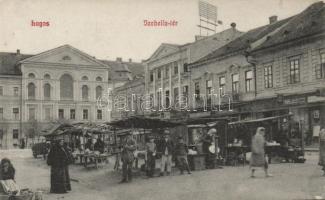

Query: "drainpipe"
<box><xmin>245</xmin><ymin>49</ymin><xmax>258</xmax><ymax>119</ymax></box>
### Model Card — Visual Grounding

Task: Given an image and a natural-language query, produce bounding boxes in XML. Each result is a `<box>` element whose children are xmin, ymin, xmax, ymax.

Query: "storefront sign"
<box><xmin>283</xmin><ymin>96</ymin><xmax>306</xmax><ymax>105</ymax></box>
<box><xmin>307</xmin><ymin>95</ymin><xmax>325</xmax><ymax>103</ymax></box>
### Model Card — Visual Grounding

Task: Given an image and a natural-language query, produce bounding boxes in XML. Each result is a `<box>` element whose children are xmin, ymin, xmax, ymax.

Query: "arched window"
<box><xmin>81</xmin><ymin>76</ymin><xmax>88</xmax><ymax>81</ymax></box>
<box><xmin>44</xmin><ymin>74</ymin><xmax>51</xmax><ymax>79</ymax></box>
<box><xmin>96</xmin><ymin>76</ymin><xmax>102</xmax><ymax>82</ymax></box>
<box><xmin>28</xmin><ymin>73</ymin><xmax>35</xmax><ymax>78</ymax></box>
<box><xmin>44</xmin><ymin>83</ymin><xmax>51</xmax><ymax>100</ymax></box>
<box><xmin>27</xmin><ymin>82</ymin><xmax>36</xmax><ymax>99</ymax></box>
<box><xmin>96</xmin><ymin>86</ymin><xmax>103</xmax><ymax>99</ymax></box>
<box><xmin>60</xmin><ymin>74</ymin><xmax>73</xmax><ymax>100</ymax></box>
<box><xmin>82</xmin><ymin>85</ymin><xmax>89</xmax><ymax>101</ymax></box>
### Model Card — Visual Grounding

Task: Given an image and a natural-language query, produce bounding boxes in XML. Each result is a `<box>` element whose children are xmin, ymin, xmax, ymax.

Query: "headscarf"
<box><xmin>207</xmin><ymin>128</ymin><xmax>217</xmax><ymax>136</ymax></box>
<box><xmin>251</xmin><ymin>127</ymin><xmax>266</xmax><ymax>155</ymax></box>
<box><xmin>320</xmin><ymin>128</ymin><xmax>325</xmax><ymax>141</ymax></box>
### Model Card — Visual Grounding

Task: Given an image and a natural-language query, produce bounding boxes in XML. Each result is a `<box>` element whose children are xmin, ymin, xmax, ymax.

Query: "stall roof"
<box><xmin>228</xmin><ymin>114</ymin><xmax>292</xmax><ymax>125</ymax></box>
<box><xmin>107</xmin><ymin>116</ymin><xmax>183</xmax><ymax>129</ymax></box>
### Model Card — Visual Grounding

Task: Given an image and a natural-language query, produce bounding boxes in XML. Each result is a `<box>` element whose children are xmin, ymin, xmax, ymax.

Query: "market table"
<box><xmin>226</xmin><ymin>145</ymin><xmax>249</xmax><ymax>166</ymax></box>
<box><xmin>83</xmin><ymin>153</ymin><xmax>110</xmax><ymax>169</ymax></box>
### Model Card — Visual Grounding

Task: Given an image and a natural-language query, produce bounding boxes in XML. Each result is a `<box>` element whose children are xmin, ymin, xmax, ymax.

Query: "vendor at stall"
<box><xmin>146</xmin><ymin>136</ymin><xmax>156</xmax><ymax>177</ymax></box>
<box><xmin>202</xmin><ymin>128</ymin><xmax>216</xmax><ymax>169</ymax></box>
<box><xmin>94</xmin><ymin>138</ymin><xmax>105</xmax><ymax>153</ymax></box>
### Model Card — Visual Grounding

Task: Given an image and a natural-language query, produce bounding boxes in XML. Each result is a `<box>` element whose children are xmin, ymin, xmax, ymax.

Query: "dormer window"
<box><xmin>28</xmin><ymin>73</ymin><xmax>35</xmax><ymax>78</ymax></box>
<box><xmin>82</xmin><ymin>76</ymin><xmax>88</xmax><ymax>81</ymax></box>
<box><xmin>62</xmin><ymin>55</ymin><xmax>71</xmax><ymax>61</ymax></box>
<box><xmin>96</xmin><ymin>76</ymin><xmax>103</xmax><ymax>82</ymax></box>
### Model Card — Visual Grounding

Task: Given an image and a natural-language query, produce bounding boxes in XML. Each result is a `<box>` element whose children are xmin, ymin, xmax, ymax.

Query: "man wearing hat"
<box><xmin>146</xmin><ymin>136</ymin><xmax>157</xmax><ymax>177</ymax></box>
<box><xmin>120</xmin><ymin>134</ymin><xmax>136</xmax><ymax>183</ymax></box>
<box><xmin>159</xmin><ymin>130</ymin><xmax>174</xmax><ymax>176</ymax></box>
<box><xmin>175</xmin><ymin>136</ymin><xmax>191</xmax><ymax>175</ymax></box>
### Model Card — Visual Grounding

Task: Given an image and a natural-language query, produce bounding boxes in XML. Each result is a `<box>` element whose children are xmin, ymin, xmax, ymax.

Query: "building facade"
<box><xmin>0</xmin><ymin>45</ymin><xmax>112</xmax><ymax>148</ymax></box>
<box><xmin>188</xmin><ymin>2</ymin><xmax>325</xmax><ymax>144</ymax></box>
<box><xmin>144</xmin><ymin>26</ymin><xmax>243</xmax><ymax>118</ymax></box>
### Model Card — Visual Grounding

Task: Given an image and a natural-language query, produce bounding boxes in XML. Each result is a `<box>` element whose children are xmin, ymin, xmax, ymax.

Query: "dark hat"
<box><xmin>177</xmin><ymin>136</ymin><xmax>183</xmax><ymax>140</ymax></box>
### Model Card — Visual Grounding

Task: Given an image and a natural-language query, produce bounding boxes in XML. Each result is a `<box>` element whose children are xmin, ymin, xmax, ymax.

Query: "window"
<box><xmin>0</xmin><ymin>108</ymin><xmax>3</xmax><ymax>120</ymax></box>
<box><xmin>96</xmin><ymin>76</ymin><xmax>102</xmax><ymax>82</ymax></box>
<box><xmin>58</xmin><ymin>109</ymin><xmax>64</xmax><ymax>119</ymax></box>
<box><xmin>157</xmin><ymin>91</ymin><xmax>162</xmax><ymax>108</ymax></box>
<box><xmin>81</xmin><ymin>76</ymin><xmax>88</xmax><ymax>81</ymax></box>
<box><xmin>70</xmin><ymin>109</ymin><xmax>75</xmax><ymax>120</ymax></box>
<box><xmin>96</xmin><ymin>86</ymin><xmax>103</xmax><ymax>99</ymax></box>
<box><xmin>219</xmin><ymin>76</ymin><xmax>226</xmax><ymax>93</ymax></box>
<box><xmin>150</xmin><ymin>71</ymin><xmax>154</xmax><ymax>82</ymax></box>
<box><xmin>149</xmin><ymin>93</ymin><xmax>154</xmax><ymax>107</ymax></box>
<box><xmin>28</xmin><ymin>73</ymin><xmax>35</xmax><ymax>78</ymax></box>
<box><xmin>183</xmin><ymin>63</ymin><xmax>188</xmax><ymax>73</ymax></box>
<box><xmin>60</xmin><ymin>74</ymin><xmax>73</xmax><ymax>100</ymax></box>
<box><xmin>165</xmin><ymin>90</ymin><xmax>170</xmax><ymax>108</ymax></box>
<box><xmin>45</xmin><ymin>108</ymin><xmax>51</xmax><ymax>120</ymax></box>
<box><xmin>195</xmin><ymin>82</ymin><xmax>200</xmax><ymax>98</ymax></box>
<box><xmin>83</xmin><ymin>109</ymin><xmax>88</xmax><ymax>120</ymax></box>
<box><xmin>44</xmin><ymin>83</ymin><xmax>51</xmax><ymax>100</ymax></box>
<box><xmin>29</xmin><ymin>108</ymin><xmax>35</xmax><ymax>120</ymax></box>
<box><xmin>0</xmin><ymin>86</ymin><xmax>3</xmax><ymax>96</ymax></box>
<box><xmin>264</xmin><ymin>65</ymin><xmax>273</xmax><ymax>88</ymax></box>
<box><xmin>165</xmin><ymin>66</ymin><xmax>169</xmax><ymax>77</ymax></box>
<box><xmin>289</xmin><ymin>59</ymin><xmax>300</xmax><ymax>84</ymax></box>
<box><xmin>232</xmin><ymin>74</ymin><xmax>239</xmax><ymax>93</ymax></box>
<box><xmin>44</xmin><ymin>74</ymin><xmax>51</xmax><ymax>79</ymax></box>
<box><xmin>0</xmin><ymin>129</ymin><xmax>3</xmax><ymax>139</ymax></box>
<box><xmin>13</xmin><ymin>108</ymin><xmax>19</xmax><ymax>120</ymax></box>
<box><xmin>174</xmin><ymin>88</ymin><xmax>179</xmax><ymax>104</ymax></box>
<box><xmin>27</xmin><ymin>83</ymin><xmax>36</xmax><ymax>99</ymax></box>
<box><xmin>13</xmin><ymin>129</ymin><xmax>19</xmax><ymax>139</ymax></box>
<box><xmin>316</xmin><ymin>53</ymin><xmax>325</xmax><ymax>79</ymax></box>
<box><xmin>173</xmin><ymin>62</ymin><xmax>178</xmax><ymax>75</ymax></box>
<box><xmin>183</xmin><ymin>85</ymin><xmax>189</xmax><ymax>105</ymax></box>
<box><xmin>97</xmin><ymin>110</ymin><xmax>102</xmax><ymax>120</ymax></box>
<box><xmin>13</xmin><ymin>87</ymin><xmax>19</xmax><ymax>96</ymax></box>
<box><xmin>206</xmin><ymin>80</ymin><xmax>212</xmax><ymax>107</ymax></box>
<box><xmin>245</xmin><ymin>70</ymin><xmax>253</xmax><ymax>92</ymax></box>
<box><xmin>157</xmin><ymin>68</ymin><xmax>161</xmax><ymax>79</ymax></box>
<box><xmin>82</xmin><ymin>85</ymin><xmax>89</xmax><ymax>101</ymax></box>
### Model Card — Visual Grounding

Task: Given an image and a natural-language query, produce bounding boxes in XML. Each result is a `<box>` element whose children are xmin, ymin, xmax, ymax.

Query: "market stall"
<box><xmin>227</xmin><ymin>114</ymin><xmax>305</xmax><ymax>164</ymax></box>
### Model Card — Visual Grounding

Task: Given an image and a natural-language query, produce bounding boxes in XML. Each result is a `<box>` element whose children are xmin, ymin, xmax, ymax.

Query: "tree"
<box><xmin>25</xmin><ymin>119</ymin><xmax>41</xmax><ymax>144</ymax></box>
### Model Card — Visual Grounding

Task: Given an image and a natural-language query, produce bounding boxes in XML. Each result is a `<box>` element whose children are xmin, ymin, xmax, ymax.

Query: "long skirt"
<box><xmin>50</xmin><ymin>166</ymin><xmax>71</xmax><ymax>194</ymax></box>
<box><xmin>250</xmin><ymin>153</ymin><xmax>268</xmax><ymax>169</ymax></box>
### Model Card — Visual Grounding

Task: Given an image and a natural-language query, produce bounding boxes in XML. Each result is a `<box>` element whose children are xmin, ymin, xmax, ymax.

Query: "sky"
<box><xmin>0</xmin><ymin>0</ymin><xmax>321</xmax><ymax>62</ymax></box>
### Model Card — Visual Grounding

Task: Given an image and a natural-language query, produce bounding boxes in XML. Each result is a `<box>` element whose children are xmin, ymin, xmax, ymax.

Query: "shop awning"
<box><xmin>107</xmin><ymin>116</ymin><xmax>183</xmax><ymax>129</ymax></box>
<box><xmin>228</xmin><ymin>114</ymin><xmax>293</xmax><ymax>125</ymax></box>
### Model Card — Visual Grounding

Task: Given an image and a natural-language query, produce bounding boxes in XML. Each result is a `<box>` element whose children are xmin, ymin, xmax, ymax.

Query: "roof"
<box><xmin>253</xmin><ymin>1</ymin><xmax>325</xmax><ymax>51</ymax></box>
<box><xmin>194</xmin><ymin>1</ymin><xmax>325</xmax><ymax>64</ymax></box>
<box><xmin>100</xmin><ymin>60</ymin><xmax>144</xmax><ymax>81</ymax></box>
<box><xmin>0</xmin><ymin>52</ymin><xmax>33</xmax><ymax>75</ymax></box>
<box><xmin>195</xmin><ymin>17</ymin><xmax>292</xmax><ymax>63</ymax></box>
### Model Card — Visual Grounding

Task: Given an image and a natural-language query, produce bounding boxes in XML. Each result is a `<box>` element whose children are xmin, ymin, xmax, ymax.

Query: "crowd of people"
<box><xmin>3</xmin><ymin>126</ymin><xmax>325</xmax><ymax>196</ymax></box>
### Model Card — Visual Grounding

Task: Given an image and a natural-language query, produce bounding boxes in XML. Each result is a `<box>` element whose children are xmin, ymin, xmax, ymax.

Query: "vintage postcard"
<box><xmin>0</xmin><ymin>0</ymin><xmax>324</xmax><ymax>199</ymax></box>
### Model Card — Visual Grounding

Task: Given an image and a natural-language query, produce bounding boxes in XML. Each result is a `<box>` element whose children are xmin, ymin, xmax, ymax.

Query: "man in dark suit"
<box><xmin>120</xmin><ymin>134</ymin><xmax>136</xmax><ymax>183</ymax></box>
<box><xmin>158</xmin><ymin>130</ymin><xmax>174</xmax><ymax>176</ymax></box>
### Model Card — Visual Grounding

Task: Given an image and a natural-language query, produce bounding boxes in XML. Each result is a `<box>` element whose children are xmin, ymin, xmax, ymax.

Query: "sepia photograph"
<box><xmin>0</xmin><ymin>0</ymin><xmax>325</xmax><ymax>199</ymax></box>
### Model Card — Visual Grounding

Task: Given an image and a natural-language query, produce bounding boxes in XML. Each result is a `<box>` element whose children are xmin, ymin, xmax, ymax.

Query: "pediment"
<box><xmin>20</xmin><ymin>45</ymin><xmax>106</xmax><ymax>67</ymax></box>
<box><xmin>148</xmin><ymin>43</ymin><xmax>180</xmax><ymax>61</ymax></box>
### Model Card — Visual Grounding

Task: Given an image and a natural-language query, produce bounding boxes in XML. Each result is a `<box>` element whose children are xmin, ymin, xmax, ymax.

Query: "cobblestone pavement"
<box><xmin>1</xmin><ymin>149</ymin><xmax>325</xmax><ymax>200</ymax></box>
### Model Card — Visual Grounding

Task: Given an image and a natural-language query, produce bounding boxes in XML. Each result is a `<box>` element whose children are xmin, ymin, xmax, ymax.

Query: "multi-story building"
<box><xmin>144</xmin><ymin>25</ymin><xmax>243</xmax><ymax>118</ymax></box>
<box><xmin>111</xmin><ymin>75</ymin><xmax>145</xmax><ymax>121</ymax></box>
<box><xmin>0</xmin><ymin>45</ymin><xmax>109</xmax><ymax>148</ymax></box>
<box><xmin>188</xmin><ymin>2</ymin><xmax>325</xmax><ymax>143</ymax></box>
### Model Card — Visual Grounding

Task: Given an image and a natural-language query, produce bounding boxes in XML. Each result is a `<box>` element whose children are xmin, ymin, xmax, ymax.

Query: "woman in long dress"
<box><xmin>250</xmin><ymin>127</ymin><xmax>272</xmax><ymax>178</ymax></box>
<box><xmin>319</xmin><ymin>128</ymin><xmax>325</xmax><ymax>176</ymax></box>
<box><xmin>47</xmin><ymin>139</ymin><xmax>72</xmax><ymax>193</ymax></box>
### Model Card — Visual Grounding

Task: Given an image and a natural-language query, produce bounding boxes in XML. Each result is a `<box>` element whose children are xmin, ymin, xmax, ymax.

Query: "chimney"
<box><xmin>116</xmin><ymin>57</ymin><xmax>122</xmax><ymax>62</ymax></box>
<box><xmin>16</xmin><ymin>49</ymin><xmax>20</xmax><ymax>55</ymax></box>
<box><xmin>129</xmin><ymin>58</ymin><xmax>132</xmax><ymax>63</ymax></box>
<box><xmin>230</xmin><ymin>22</ymin><xmax>236</xmax><ymax>29</ymax></box>
<box><xmin>269</xmin><ymin>15</ymin><xmax>278</xmax><ymax>24</ymax></box>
